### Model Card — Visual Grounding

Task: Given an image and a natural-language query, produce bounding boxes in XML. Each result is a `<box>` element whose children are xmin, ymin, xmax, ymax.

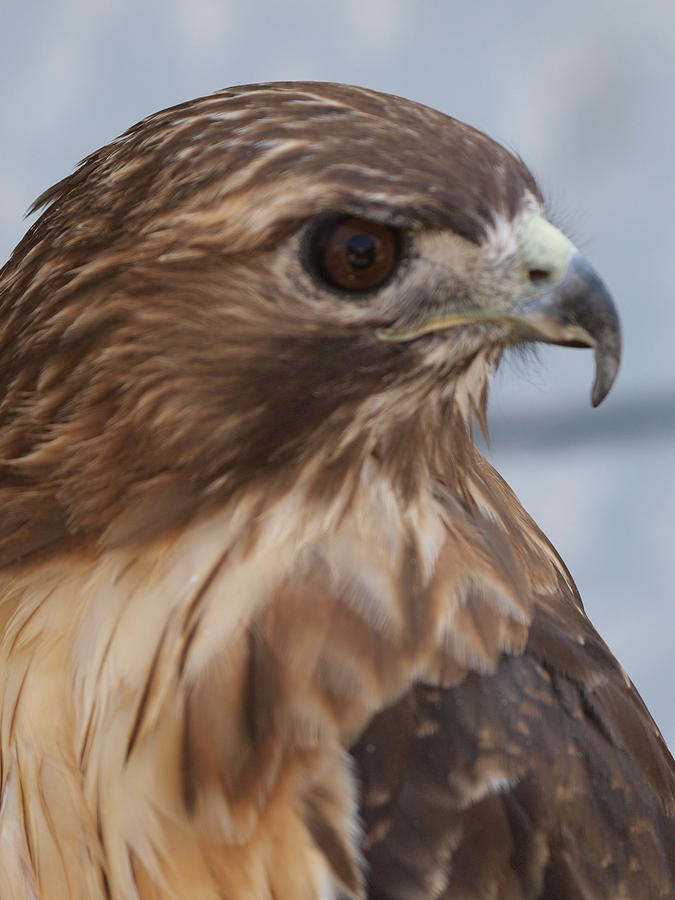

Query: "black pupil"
<box><xmin>346</xmin><ymin>233</ymin><xmax>377</xmax><ymax>269</ymax></box>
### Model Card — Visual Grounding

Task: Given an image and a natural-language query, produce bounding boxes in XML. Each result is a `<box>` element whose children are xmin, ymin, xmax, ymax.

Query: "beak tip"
<box><xmin>590</xmin><ymin>342</ymin><xmax>621</xmax><ymax>407</ymax></box>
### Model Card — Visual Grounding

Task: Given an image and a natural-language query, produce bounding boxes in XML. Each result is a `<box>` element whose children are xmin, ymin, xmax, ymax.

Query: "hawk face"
<box><xmin>0</xmin><ymin>82</ymin><xmax>619</xmax><ymax>558</ymax></box>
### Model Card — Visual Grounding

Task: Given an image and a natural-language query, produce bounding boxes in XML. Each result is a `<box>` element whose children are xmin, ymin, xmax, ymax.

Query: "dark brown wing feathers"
<box><xmin>352</xmin><ymin>600</ymin><xmax>675</xmax><ymax>899</ymax></box>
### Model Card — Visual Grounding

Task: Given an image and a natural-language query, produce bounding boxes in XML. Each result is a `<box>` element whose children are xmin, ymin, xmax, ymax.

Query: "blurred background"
<box><xmin>1</xmin><ymin>1</ymin><xmax>673</xmax><ymax>745</ymax></box>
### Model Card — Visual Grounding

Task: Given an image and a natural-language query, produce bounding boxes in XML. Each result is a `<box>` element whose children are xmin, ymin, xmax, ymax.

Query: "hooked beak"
<box><xmin>510</xmin><ymin>248</ymin><xmax>621</xmax><ymax>406</ymax></box>
<box><xmin>376</xmin><ymin>216</ymin><xmax>622</xmax><ymax>407</ymax></box>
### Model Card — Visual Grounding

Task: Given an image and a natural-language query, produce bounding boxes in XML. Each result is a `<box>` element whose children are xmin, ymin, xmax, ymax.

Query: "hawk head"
<box><xmin>0</xmin><ymin>82</ymin><xmax>620</xmax><ymax>562</ymax></box>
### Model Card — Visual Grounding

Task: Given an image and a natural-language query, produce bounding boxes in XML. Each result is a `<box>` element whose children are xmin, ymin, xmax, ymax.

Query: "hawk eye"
<box><xmin>306</xmin><ymin>216</ymin><xmax>402</xmax><ymax>294</ymax></box>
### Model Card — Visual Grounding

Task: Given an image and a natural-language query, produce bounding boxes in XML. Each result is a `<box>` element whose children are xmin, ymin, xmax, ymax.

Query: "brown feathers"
<box><xmin>0</xmin><ymin>82</ymin><xmax>672</xmax><ymax>899</ymax></box>
<box><xmin>354</xmin><ymin>607</ymin><xmax>675</xmax><ymax>899</ymax></box>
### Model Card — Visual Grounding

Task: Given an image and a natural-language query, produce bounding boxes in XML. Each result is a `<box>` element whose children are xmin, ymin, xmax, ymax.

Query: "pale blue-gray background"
<box><xmin>1</xmin><ymin>1</ymin><xmax>673</xmax><ymax>745</ymax></box>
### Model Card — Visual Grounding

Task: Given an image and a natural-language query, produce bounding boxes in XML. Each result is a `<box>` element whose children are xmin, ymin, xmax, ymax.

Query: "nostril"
<box><xmin>528</xmin><ymin>267</ymin><xmax>553</xmax><ymax>285</ymax></box>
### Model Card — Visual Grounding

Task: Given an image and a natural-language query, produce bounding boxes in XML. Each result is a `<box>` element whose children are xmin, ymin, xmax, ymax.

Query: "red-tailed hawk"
<box><xmin>0</xmin><ymin>82</ymin><xmax>672</xmax><ymax>900</ymax></box>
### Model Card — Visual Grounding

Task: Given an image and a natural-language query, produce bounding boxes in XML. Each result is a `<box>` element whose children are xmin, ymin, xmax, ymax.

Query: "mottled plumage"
<box><xmin>0</xmin><ymin>82</ymin><xmax>672</xmax><ymax>899</ymax></box>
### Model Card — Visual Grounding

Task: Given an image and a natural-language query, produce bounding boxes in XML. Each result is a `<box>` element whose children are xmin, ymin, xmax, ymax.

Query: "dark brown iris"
<box><xmin>308</xmin><ymin>216</ymin><xmax>401</xmax><ymax>294</ymax></box>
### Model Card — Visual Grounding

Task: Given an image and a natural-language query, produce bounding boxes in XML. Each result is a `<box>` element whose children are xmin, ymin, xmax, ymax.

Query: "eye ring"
<box><xmin>304</xmin><ymin>215</ymin><xmax>403</xmax><ymax>295</ymax></box>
